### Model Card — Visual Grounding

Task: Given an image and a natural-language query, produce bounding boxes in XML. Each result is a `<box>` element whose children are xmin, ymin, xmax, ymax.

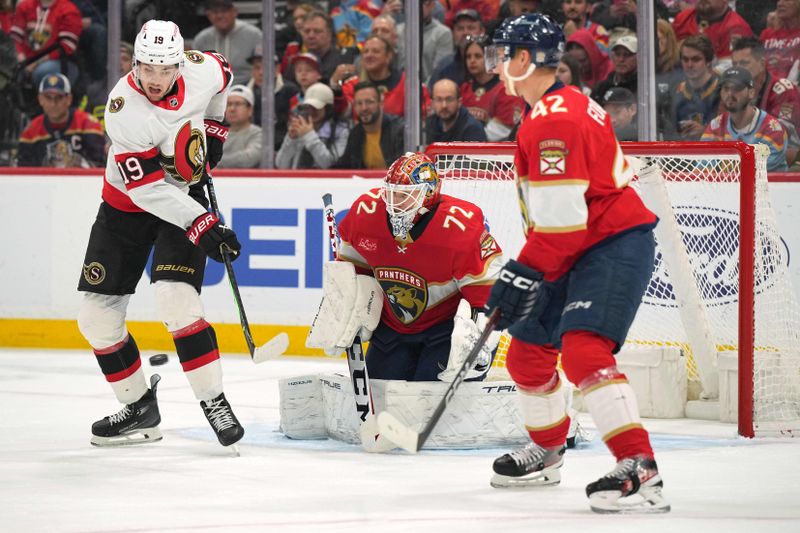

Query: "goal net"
<box><xmin>427</xmin><ymin>141</ymin><xmax>800</xmax><ymax>438</ymax></box>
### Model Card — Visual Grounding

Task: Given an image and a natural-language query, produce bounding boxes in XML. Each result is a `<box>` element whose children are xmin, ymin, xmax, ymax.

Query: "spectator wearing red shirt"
<box><xmin>459</xmin><ymin>35</ymin><xmax>524</xmax><ymax>141</ymax></box>
<box><xmin>672</xmin><ymin>0</ymin><xmax>753</xmax><ymax>66</ymax></box>
<box><xmin>562</xmin><ymin>0</ymin><xmax>609</xmax><ymax>53</ymax></box>
<box><xmin>338</xmin><ymin>35</ymin><xmax>430</xmax><ymax>119</ymax></box>
<box><xmin>10</xmin><ymin>0</ymin><xmax>82</xmax><ymax>88</ymax></box>
<box><xmin>760</xmin><ymin>0</ymin><xmax>800</xmax><ymax>84</ymax></box>
<box><xmin>732</xmin><ymin>36</ymin><xmax>800</xmax><ymax>164</ymax></box>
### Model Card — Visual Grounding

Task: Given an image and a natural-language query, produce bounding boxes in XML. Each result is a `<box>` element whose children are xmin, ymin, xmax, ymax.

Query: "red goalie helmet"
<box><xmin>382</xmin><ymin>152</ymin><xmax>442</xmax><ymax>222</ymax></box>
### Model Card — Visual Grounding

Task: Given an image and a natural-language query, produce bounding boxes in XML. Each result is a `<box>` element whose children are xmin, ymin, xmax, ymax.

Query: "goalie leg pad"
<box><xmin>306</xmin><ymin>261</ymin><xmax>383</xmax><ymax>356</ymax></box>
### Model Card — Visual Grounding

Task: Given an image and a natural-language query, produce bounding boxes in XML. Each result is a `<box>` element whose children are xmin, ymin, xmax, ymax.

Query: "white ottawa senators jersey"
<box><xmin>337</xmin><ymin>190</ymin><xmax>504</xmax><ymax>334</ymax></box>
<box><xmin>514</xmin><ymin>83</ymin><xmax>657</xmax><ymax>281</ymax></box>
<box><xmin>102</xmin><ymin>50</ymin><xmax>233</xmax><ymax>230</ymax></box>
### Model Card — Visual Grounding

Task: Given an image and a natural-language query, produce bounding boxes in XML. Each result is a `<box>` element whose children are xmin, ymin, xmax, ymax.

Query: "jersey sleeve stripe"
<box><xmin>124</xmin><ymin>169</ymin><xmax>164</xmax><ymax>190</ymax></box>
<box><xmin>114</xmin><ymin>147</ymin><xmax>160</xmax><ymax>160</ymax></box>
<box><xmin>533</xmin><ymin>223</ymin><xmax>588</xmax><ymax>234</ymax></box>
<box><xmin>529</xmin><ymin>182</ymin><xmax>589</xmax><ymax>229</ymax></box>
<box><xmin>528</xmin><ymin>178</ymin><xmax>590</xmax><ymax>187</ymax></box>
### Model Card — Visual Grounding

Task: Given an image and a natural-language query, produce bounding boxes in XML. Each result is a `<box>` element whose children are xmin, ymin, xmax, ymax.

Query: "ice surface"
<box><xmin>2</xmin><ymin>348</ymin><xmax>799</xmax><ymax>532</ymax></box>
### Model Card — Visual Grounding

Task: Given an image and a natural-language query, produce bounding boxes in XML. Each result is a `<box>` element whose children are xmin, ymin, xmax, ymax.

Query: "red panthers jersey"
<box><xmin>672</xmin><ymin>7</ymin><xmax>753</xmax><ymax>59</ymax></box>
<box><xmin>760</xmin><ymin>27</ymin><xmax>800</xmax><ymax>81</ymax></box>
<box><xmin>11</xmin><ymin>0</ymin><xmax>82</xmax><ymax>60</ymax></box>
<box><xmin>460</xmin><ymin>77</ymin><xmax>525</xmax><ymax>128</ymax></box>
<box><xmin>757</xmin><ymin>73</ymin><xmax>800</xmax><ymax>145</ymax></box>
<box><xmin>338</xmin><ymin>190</ymin><xmax>504</xmax><ymax>334</ymax></box>
<box><xmin>514</xmin><ymin>84</ymin><xmax>657</xmax><ymax>281</ymax></box>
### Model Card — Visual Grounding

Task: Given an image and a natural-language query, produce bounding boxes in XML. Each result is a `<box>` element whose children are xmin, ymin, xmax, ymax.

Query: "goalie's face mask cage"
<box><xmin>133</xmin><ymin>20</ymin><xmax>185</xmax><ymax>98</ymax></box>
<box><xmin>381</xmin><ymin>152</ymin><xmax>441</xmax><ymax>238</ymax></box>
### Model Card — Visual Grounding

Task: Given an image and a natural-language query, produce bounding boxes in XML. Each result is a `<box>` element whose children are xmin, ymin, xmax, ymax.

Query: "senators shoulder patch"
<box><xmin>185</xmin><ymin>51</ymin><xmax>205</xmax><ymax>64</ymax></box>
<box><xmin>108</xmin><ymin>97</ymin><xmax>124</xmax><ymax>113</ymax></box>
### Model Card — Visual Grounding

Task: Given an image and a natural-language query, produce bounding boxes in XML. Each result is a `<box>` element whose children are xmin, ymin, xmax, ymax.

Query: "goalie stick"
<box><xmin>377</xmin><ymin>309</ymin><xmax>500</xmax><ymax>453</ymax></box>
<box><xmin>322</xmin><ymin>193</ymin><xmax>392</xmax><ymax>452</ymax></box>
<box><xmin>205</xmin><ymin>175</ymin><xmax>289</xmax><ymax>363</ymax></box>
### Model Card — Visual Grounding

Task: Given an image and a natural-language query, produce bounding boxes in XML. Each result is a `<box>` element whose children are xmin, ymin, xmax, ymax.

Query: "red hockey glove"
<box><xmin>186</xmin><ymin>212</ymin><xmax>241</xmax><ymax>262</ymax></box>
<box><xmin>204</xmin><ymin>119</ymin><xmax>228</xmax><ymax>170</ymax></box>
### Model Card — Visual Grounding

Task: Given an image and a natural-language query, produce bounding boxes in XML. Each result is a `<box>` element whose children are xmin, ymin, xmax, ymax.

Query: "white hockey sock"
<box><xmin>185</xmin><ymin>360</ymin><xmax>224</xmax><ymax>401</ymax></box>
<box><xmin>518</xmin><ymin>373</ymin><xmax>568</xmax><ymax>433</ymax></box>
<box><xmin>580</xmin><ymin>368</ymin><xmax>643</xmax><ymax>442</ymax></box>
<box><xmin>111</xmin><ymin>367</ymin><xmax>148</xmax><ymax>405</ymax></box>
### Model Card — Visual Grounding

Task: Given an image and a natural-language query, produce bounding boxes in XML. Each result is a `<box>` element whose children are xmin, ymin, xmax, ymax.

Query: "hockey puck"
<box><xmin>149</xmin><ymin>353</ymin><xmax>169</xmax><ymax>366</ymax></box>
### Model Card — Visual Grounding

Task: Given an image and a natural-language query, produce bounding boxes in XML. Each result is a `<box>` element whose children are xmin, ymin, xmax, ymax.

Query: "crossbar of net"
<box><xmin>434</xmin><ymin>148</ymin><xmax>800</xmax><ymax>430</ymax></box>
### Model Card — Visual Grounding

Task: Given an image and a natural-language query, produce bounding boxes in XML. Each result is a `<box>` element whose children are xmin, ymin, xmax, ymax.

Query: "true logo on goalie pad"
<box><xmin>376</xmin><ymin>267</ymin><xmax>427</xmax><ymax>324</ymax></box>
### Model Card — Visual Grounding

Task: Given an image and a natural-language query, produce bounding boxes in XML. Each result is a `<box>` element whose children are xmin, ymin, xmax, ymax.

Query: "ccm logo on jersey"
<box><xmin>499</xmin><ymin>269</ymin><xmax>540</xmax><ymax>290</ymax></box>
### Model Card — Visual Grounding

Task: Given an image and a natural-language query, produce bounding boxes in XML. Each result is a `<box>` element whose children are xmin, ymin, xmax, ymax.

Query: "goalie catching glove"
<box><xmin>438</xmin><ymin>299</ymin><xmax>502</xmax><ymax>382</ymax></box>
<box><xmin>306</xmin><ymin>261</ymin><xmax>383</xmax><ymax>356</ymax></box>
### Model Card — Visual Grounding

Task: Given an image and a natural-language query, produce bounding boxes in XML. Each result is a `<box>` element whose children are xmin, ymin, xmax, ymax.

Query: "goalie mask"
<box><xmin>382</xmin><ymin>152</ymin><xmax>441</xmax><ymax>238</ymax></box>
<box><xmin>133</xmin><ymin>20</ymin><xmax>185</xmax><ymax>97</ymax></box>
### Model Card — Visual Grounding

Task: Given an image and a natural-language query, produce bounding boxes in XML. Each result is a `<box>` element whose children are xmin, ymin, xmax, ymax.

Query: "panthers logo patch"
<box><xmin>375</xmin><ymin>267</ymin><xmax>427</xmax><ymax>324</ymax></box>
<box><xmin>185</xmin><ymin>51</ymin><xmax>205</xmax><ymax>64</ymax></box>
<box><xmin>83</xmin><ymin>262</ymin><xmax>106</xmax><ymax>285</ymax></box>
<box><xmin>108</xmin><ymin>97</ymin><xmax>124</xmax><ymax>113</ymax></box>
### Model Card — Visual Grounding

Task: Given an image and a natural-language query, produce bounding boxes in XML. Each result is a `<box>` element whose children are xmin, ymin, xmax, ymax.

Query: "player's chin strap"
<box><xmin>503</xmin><ymin>61</ymin><xmax>537</xmax><ymax>97</ymax></box>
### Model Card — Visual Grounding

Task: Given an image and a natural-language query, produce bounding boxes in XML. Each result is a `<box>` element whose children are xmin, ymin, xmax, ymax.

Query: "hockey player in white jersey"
<box><xmin>77</xmin><ymin>20</ymin><xmax>244</xmax><ymax>449</ymax></box>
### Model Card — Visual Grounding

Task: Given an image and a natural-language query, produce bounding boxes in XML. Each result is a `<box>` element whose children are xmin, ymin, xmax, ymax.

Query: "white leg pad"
<box><xmin>77</xmin><ymin>292</ymin><xmax>131</xmax><ymax>349</ymax></box>
<box><xmin>582</xmin><ymin>379</ymin><xmax>643</xmax><ymax>442</ymax></box>
<box><xmin>517</xmin><ymin>375</ymin><xmax>567</xmax><ymax>432</ymax></box>
<box><xmin>154</xmin><ymin>280</ymin><xmax>206</xmax><ymax>331</ymax></box>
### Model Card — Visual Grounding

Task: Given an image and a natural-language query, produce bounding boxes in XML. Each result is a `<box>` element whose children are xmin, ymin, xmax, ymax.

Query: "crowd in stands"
<box><xmin>1</xmin><ymin>0</ymin><xmax>799</xmax><ymax>172</ymax></box>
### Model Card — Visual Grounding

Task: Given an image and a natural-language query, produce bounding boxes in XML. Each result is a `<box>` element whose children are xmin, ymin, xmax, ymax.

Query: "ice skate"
<box><xmin>490</xmin><ymin>442</ymin><xmax>565</xmax><ymax>488</ymax></box>
<box><xmin>201</xmin><ymin>392</ymin><xmax>244</xmax><ymax>448</ymax></box>
<box><xmin>586</xmin><ymin>456</ymin><xmax>670</xmax><ymax>514</ymax></box>
<box><xmin>91</xmin><ymin>374</ymin><xmax>163</xmax><ymax>447</ymax></box>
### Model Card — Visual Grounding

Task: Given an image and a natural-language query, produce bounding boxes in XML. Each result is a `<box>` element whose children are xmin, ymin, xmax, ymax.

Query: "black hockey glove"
<box><xmin>204</xmin><ymin>119</ymin><xmax>229</xmax><ymax>169</ymax></box>
<box><xmin>485</xmin><ymin>259</ymin><xmax>544</xmax><ymax>330</ymax></box>
<box><xmin>186</xmin><ymin>212</ymin><xmax>241</xmax><ymax>262</ymax></box>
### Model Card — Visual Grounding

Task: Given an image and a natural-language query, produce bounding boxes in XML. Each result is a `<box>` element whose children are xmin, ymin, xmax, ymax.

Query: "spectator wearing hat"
<box><xmin>335</xmin><ymin>81</ymin><xmax>404</xmax><ymax>169</ymax></box>
<box><xmin>673</xmin><ymin>0</ymin><xmax>753</xmax><ymax>66</ymax></box>
<box><xmin>732</xmin><ymin>36</ymin><xmax>800</xmax><ymax>165</ymax></box>
<box><xmin>601</xmin><ymin>87</ymin><xmax>638</xmax><ymax>141</ymax></box>
<box><xmin>670</xmin><ymin>34</ymin><xmax>721</xmax><ymax>141</ymax></box>
<box><xmin>429</xmin><ymin>9</ymin><xmax>485</xmax><ymax>88</ymax></box>
<box><xmin>276</xmin><ymin>82</ymin><xmax>349</xmax><ymax>169</ymax></box>
<box><xmin>17</xmin><ymin>73</ymin><xmax>104</xmax><ymax>167</ymax></box>
<box><xmin>193</xmin><ymin>0</ymin><xmax>262</xmax><ymax>85</ymax></box>
<box><xmin>427</xmin><ymin>78</ymin><xmax>487</xmax><ymax>143</ymax></box>
<box><xmin>702</xmin><ymin>67</ymin><xmax>788</xmax><ymax>171</ymax></box>
<box><xmin>291</xmin><ymin>53</ymin><xmax>323</xmax><ymax>96</ymax></box>
<box><xmin>591</xmin><ymin>32</ymin><xmax>638</xmax><ymax>105</ymax></box>
<box><xmin>217</xmin><ymin>84</ymin><xmax>262</xmax><ymax>168</ymax></box>
<box><xmin>760</xmin><ymin>0</ymin><xmax>800</xmax><ymax>84</ymax></box>
<box><xmin>443</xmin><ymin>0</ymin><xmax>500</xmax><ymax>28</ymax></box>
<box><xmin>10</xmin><ymin>0</ymin><xmax>83</xmax><ymax>89</ymax></box>
<box><xmin>561</xmin><ymin>0</ymin><xmax>609</xmax><ymax>53</ymax></box>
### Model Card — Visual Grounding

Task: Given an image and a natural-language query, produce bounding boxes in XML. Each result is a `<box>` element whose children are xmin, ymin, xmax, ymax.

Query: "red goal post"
<box><xmin>425</xmin><ymin>141</ymin><xmax>800</xmax><ymax>438</ymax></box>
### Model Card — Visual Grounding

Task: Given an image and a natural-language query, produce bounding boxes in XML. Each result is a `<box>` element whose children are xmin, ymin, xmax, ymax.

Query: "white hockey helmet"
<box><xmin>133</xmin><ymin>20</ymin><xmax>185</xmax><ymax>89</ymax></box>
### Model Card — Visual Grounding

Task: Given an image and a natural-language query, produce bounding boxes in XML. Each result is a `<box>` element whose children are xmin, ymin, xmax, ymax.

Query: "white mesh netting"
<box><xmin>430</xmin><ymin>142</ymin><xmax>800</xmax><ymax>435</ymax></box>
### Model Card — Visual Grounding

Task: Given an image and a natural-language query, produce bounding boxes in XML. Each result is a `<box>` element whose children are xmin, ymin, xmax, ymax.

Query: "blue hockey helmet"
<box><xmin>486</xmin><ymin>14</ymin><xmax>565</xmax><ymax>73</ymax></box>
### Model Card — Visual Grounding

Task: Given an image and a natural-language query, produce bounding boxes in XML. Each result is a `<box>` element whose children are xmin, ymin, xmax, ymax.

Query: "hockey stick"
<box><xmin>205</xmin><ymin>175</ymin><xmax>289</xmax><ymax>363</ymax></box>
<box><xmin>377</xmin><ymin>308</ymin><xmax>500</xmax><ymax>453</ymax></box>
<box><xmin>322</xmin><ymin>193</ymin><xmax>393</xmax><ymax>452</ymax></box>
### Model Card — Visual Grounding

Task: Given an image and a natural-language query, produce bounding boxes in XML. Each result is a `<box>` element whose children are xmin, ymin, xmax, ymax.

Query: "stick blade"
<box><xmin>377</xmin><ymin>411</ymin><xmax>421</xmax><ymax>453</ymax></box>
<box><xmin>252</xmin><ymin>332</ymin><xmax>290</xmax><ymax>364</ymax></box>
